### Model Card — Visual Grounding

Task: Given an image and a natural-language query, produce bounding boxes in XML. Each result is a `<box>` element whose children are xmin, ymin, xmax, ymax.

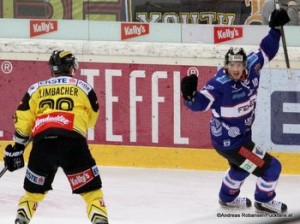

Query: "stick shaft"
<box><xmin>275</xmin><ymin>0</ymin><xmax>292</xmax><ymax>79</ymax></box>
<box><xmin>0</xmin><ymin>166</ymin><xmax>8</xmax><ymax>178</ymax></box>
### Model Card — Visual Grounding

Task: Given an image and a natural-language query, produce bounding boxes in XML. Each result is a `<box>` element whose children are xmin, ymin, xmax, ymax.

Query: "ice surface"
<box><xmin>0</xmin><ymin>163</ymin><xmax>299</xmax><ymax>224</ymax></box>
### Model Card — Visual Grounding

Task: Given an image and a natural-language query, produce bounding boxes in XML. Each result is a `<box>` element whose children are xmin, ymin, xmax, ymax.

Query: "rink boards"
<box><xmin>0</xmin><ymin>34</ymin><xmax>300</xmax><ymax>175</ymax></box>
<box><xmin>0</xmin><ymin>141</ymin><xmax>300</xmax><ymax>174</ymax></box>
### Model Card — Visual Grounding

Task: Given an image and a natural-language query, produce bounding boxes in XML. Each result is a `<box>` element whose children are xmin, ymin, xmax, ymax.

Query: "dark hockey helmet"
<box><xmin>49</xmin><ymin>50</ymin><xmax>78</xmax><ymax>75</ymax></box>
<box><xmin>224</xmin><ymin>47</ymin><xmax>247</xmax><ymax>66</ymax></box>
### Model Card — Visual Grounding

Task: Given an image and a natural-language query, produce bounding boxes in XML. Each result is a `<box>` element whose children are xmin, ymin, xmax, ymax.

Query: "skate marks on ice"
<box><xmin>0</xmin><ymin>164</ymin><xmax>300</xmax><ymax>224</ymax></box>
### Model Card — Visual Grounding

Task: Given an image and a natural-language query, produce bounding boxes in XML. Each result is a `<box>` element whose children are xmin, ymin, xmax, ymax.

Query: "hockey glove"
<box><xmin>269</xmin><ymin>8</ymin><xmax>290</xmax><ymax>28</ymax></box>
<box><xmin>181</xmin><ymin>74</ymin><xmax>198</xmax><ymax>102</ymax></box>
<box><xmin>4</xmin><ymin>143</ymin><xmax>25</xmax><ymax>172</ymax></box>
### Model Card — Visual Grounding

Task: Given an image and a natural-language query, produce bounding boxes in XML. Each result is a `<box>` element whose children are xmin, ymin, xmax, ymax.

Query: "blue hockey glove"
<box><xmin>181</xmin><ymin>74</ymin><xmax>198</xmax><ymax>102</ymax></box>
<box><xmin>4</xmin><ymin>143</ymin><xmax>25</xmax><ymax>172</ymax></box>
<box><xmin>269</xmin><ymin>8</ymin><xmax>290</xmax><ymax>28</ymax></box>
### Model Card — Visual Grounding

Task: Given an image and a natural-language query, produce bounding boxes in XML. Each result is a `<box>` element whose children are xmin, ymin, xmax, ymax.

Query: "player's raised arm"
<box><xmin>260</xmin><ymin>8</ymin><xmax>290</xmax><ymax>62</ymax></box>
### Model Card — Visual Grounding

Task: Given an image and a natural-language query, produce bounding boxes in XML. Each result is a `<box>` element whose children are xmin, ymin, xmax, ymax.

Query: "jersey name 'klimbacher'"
<box><xmin>185</xmin><ymin>28</ymin><xmax>281</xmax><ymax>150</ymax></box>
<box><xmin>14</xmin><ymin>76</ymin><xmax>99</xmax><ymax>140</ymax></box>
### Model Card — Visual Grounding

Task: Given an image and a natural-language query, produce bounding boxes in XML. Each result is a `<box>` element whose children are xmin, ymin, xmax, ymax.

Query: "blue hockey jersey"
<box><xmin>185</xmin><ymin>28</ymin><xmax>281</xmax><ymax>150</ymax></box>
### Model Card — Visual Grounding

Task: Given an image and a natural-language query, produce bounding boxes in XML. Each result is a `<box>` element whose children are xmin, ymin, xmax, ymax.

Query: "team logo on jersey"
<box><xmin>228</xmin><ymin>127</ymin><xmax>241</xmax><ymax>138</ymax></box>
<box><xmin>211</xmin><ymin>118</ymin><xmax>222</xmax><ymax>137</ymax></box>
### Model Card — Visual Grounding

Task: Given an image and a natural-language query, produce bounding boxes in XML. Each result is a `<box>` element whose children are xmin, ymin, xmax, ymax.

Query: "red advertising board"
<box><xmin>214</xmin><ymin>26</ymin><xmax>243</xmax><ymax>44</ymax></box>
<box><xmin>30</xmin><ymin>20</ymin><xmax>58</xmax><ymax>37</ymax></box>
<box><xmin>121</xmin><ymin>23</ymin><xmax>150</xmax><ymax>40</ymax></box>
<box><xmin>0</xmin><ymin>60</ymin><xmax>216</xmax><ymax>149</ymax></box>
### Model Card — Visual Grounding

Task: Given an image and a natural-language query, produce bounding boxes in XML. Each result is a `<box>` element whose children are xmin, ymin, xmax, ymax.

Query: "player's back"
<box><xmin>22</xmin><ymin>76</ymin><xmax>99</xmax><ymax>139</ymax></box>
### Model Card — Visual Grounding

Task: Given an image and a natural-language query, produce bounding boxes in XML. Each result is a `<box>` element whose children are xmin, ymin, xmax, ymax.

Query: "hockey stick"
<box><xmin>0</xmin><ymin>166</ymin><xmax>8</xmax><ymax>178</ymax></box>
<box><xmin>275</xmin><ymin>0</ymin><xmax>292</xmax><ymax>79</ymax></box>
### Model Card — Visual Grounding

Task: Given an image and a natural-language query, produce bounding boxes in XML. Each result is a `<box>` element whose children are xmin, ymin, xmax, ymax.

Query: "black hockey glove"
<box><xmin>4</xmin><ymin>143</ymin><xmax>25</xmax><ymax>172</ymax></box>
<box><xmin>269</xmin><ymin>8</ymin><xmax>290</xmax><ymax>28</ymax></box>
<box><xmin>181</xmin><ymin>74</ymin><xmax>198</xmax><ymax>102</ymax></box>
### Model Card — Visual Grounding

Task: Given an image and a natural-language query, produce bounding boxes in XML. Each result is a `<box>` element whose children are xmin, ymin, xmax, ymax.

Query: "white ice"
<box><xmin>0</xmin><ymin>162</ymin><xmax>299</xmax><ymax>224</ymax></box>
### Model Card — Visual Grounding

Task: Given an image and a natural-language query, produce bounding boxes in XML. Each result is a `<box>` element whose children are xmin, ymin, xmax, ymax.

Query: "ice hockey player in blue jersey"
<box><xmin>181</xmin><ymin>8</ymin><xmax>290</xmax><ymax>213</ymax></box>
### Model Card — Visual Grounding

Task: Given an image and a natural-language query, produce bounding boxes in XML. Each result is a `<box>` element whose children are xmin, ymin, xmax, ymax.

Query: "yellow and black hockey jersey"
<box><xmin>14</xmin><ymin>76</ymin><xmax>99</xmax><ymax>142</ymax></box>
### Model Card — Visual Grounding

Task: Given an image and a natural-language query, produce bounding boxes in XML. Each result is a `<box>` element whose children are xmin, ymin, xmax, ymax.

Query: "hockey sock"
<box><xmin>255</xmin><ymin>177</ymin><xmax>277</xmax><ymax>202</ymax></box>
<box><xmin>255</xmin><ymin>157</ymin><xmax>281</xmax><ymax>203</ymax></box>
<box><xmin>16</xmin><ymin>191</ymin><xmax>46</xmax><ymax>223</ymax></box>
<box><xmin>219</xmin><ymin>168</ymin><xmax>249</xmax><ymax>203</ymax></box>
<box><xmin>81</xmin><ymin>189</ymin><xmax>108</xmax><ymax>224</ymax></box>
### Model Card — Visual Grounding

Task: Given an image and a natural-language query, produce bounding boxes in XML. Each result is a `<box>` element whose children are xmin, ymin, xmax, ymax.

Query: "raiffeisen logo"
<box><xmin>121</xmin><ymin>23</ymin><xmax>150</xmax><ymax>40</ymax></box>
<box><xmin>30</xmin><ymin>20</ymin><xmax>58</xmax><ymax>37</ymax></box>
<box><xmin>214</xmin><ymin>26</ymin><xmax>243</xmax><ymax>43</ymax></box>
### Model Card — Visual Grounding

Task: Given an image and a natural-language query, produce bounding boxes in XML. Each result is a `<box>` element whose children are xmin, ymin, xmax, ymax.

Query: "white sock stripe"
<box><xmin>256</xmin><ymin>177</ymin><xmax>278</xmax><ymax>192</ymax></box>
<box><xmin>223</xmin><ymin>173</ymin><xmax>243</xmax><ymax>189</ymax></box>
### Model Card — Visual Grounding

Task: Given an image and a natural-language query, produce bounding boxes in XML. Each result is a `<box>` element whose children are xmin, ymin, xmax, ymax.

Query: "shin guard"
<box><xmin>81</xmin><ymin>189</ymin><xmax>108</xmax><ymax>224</ymax></box>
<box><xmin>16</xmin><ymin>191</ymin><xmax>46</xmax><ymax>224</ymax></box>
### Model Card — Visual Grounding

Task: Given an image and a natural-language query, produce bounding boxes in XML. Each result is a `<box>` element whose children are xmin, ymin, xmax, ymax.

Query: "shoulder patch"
<box><xmin>27</xmin><ymin>83</ymin><xmax>39</xmax><ymax>96</ymax></box>
<box><xmin>77</xmin><ymin>80</ymin><xmax>92</xmax><ymax>94</ymax></box>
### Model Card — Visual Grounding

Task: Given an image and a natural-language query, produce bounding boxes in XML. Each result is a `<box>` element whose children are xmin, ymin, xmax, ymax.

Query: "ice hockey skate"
<box><xmin>93</xmin><ymin>218</ymin><xmax>109</xmax><ymax>224</ymax></box>
<box><xmin>14</xmin><ymin>214</ymin><xmax>29</xmax><ymax>224</ymax></box>
<box><xmin>219</xmin><ymin>196</ymin><xmax>252</xmax><ymax>208</ymax></box>
<box><xmin>254</xmin><ymin>200</ymin><xmax>287</xmax><ymax>213</ymax></box>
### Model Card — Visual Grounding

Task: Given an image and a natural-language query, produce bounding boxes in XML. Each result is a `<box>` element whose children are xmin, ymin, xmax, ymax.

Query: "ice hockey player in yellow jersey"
<box><xmin>4</xmin><ymin>50</ymin><xmax>109</xmax><ymax>224</ymax></box>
